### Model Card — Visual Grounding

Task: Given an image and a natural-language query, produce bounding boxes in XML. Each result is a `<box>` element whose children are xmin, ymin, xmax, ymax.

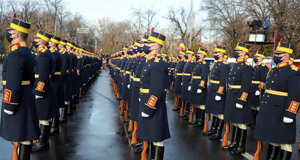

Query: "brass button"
<box><xmin>272</xmin><ymin>81</ymin><xmax>274</xmax><ymax>83</ymax></box>
<box><xmin>267</xmin><ymin>95</ymin><xmax>269</xmax><ymax>97</ymax></box>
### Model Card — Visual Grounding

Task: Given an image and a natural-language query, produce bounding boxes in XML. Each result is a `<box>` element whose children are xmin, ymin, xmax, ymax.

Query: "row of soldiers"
<box><xmin>109</xmin><ymin>27</ymin><xmax>300</xmax><ymax>159</ymax></box>
<box><xmin>110</xmin><ymin>29</ymin><xmax>170</xmax><ymax>160</ymax></box>
<box><xmin>168</xmin><ymin>40</ymin><xmax>300</xmax><ymax>160</ymax></box>
<box><xmin>0</xmin><ymin>14</ymin><xmax>102</xmax><ymax>160</ymax></box>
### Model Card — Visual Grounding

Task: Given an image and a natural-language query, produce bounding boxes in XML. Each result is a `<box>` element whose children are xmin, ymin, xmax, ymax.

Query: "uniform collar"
<box><xmin>197</xmin><ymin>59</ymin><xmax>204</xmax><ymax>63</ymax></box>
<box><xmin>37</xmin><ymin>46</ymin><xmax>47</xmax><ymax>53</ymax></box>
<box><xmin>9</xmin><ymin>42</ymin><xmax>27</xmax><ymax>51</ymax></box>
<box><xmin>217</xmin><ymin>58</ymin><xmax>223</xmax><ymax>63</ymax></box>
<box><xmin>237</xmin><ymin>58</ymin><xmax>246</xmax><ymax>63</ymax></box>
<box><xmin>49</xmin><ymin>47</ymin><xmax>57</xmax><ymax>52</ymax></box>
<box><xmin>146</xmin><ymin>54</ymin><xmax>157</xmax><ymax>62</ymax></box>
<box><xmin>277</xmin><ymin>61</ymin><xmax>291</xmax><ymax>68</ymax></box>
<box><xmin>59</xmin><ymin>48</ymin><xmax>66</xmax><ymax>53</ymax></box>
<box><xmin>256</xmin><ymin>62</ymin><xmax>262</xmax><ymax>66</ymax></box>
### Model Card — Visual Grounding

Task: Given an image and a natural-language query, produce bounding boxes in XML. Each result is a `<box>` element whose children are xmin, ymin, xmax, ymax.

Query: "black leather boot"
<box><xmin>193</xmin><ymin>109</ymin><xmax>204</xmax><ymax>127</ymax></box>
<box><xmin>32</xmin><ymin>125</ymin><xmax>50</xmax><ymax>152</ymax></box>
<box><xmin>59</xmin><ymin>105</ymin><xmax>68</xmax><ymax>123</ymax></box>
<box><xmin>19</xmin><ymin>143</ymin><xmax>32</xmax><ymax>160</ymax></box>
<box><xmin>67</xmin><ymin>103</ymin><xmax>73</xmax><ymax>115</ymax></box>
<box><xmin>230</xmin><ymin>129</ymin><xmax>247</xmax><ymax>154</ymax></box>
<box><xmin>50</xmin><ymin>117</ymin><xmax>59</xmax><ymax>135</ymax></box>
<box><xmin>176</xmin><ymin>98</ymin><xmax>182</xmax><ymax>113</ymax></box>
<box><xmin>133</xmin><ymin>145</ymin><xmax>143</xmax><ymax>153</ymax></box>
<box><xmin>189</xmin><ymin>108</ymin><xmax>199</xmax><ymax>125</ymax></box>
<box><xmin>250</xmin><ymin>110</ymin><xmax>258</xmax><ymax>129</ymax></box>
<box><xmin>183</xmin><ymin>103</ymin><xmax>191</xmax><ymax>120</ymax></box>
<box><xmin>131</xmin><ymin>140</ymin><xmax>143</xmax><ymax>149</ymax></box>
<box><xmin>209</xmin><ymin>119</ymin><xmax>224</xmax><ymax>140</ymax></box>
<box><xmin>279</xmin><ymin>149</ymin><xmax>292</xmax><ymax>160</ymax></box>
<box><xmin>222</xmin><ymin>126</ymin><xmax>239</xmax><ymax>150</ymax></box>
<box><xmin>266</xmin><ymin>144</ymin><xmax>280</xmax><ymax>160</ymax></box>
<box><xmin>203</xmin><ymin>116</ymin><xmax>218</xmax><ymax>135</ymax></box>
<box><xmin>151</xmin><ymin>145</ymin><xmax>164</xmax><ymax>160</ymax></box>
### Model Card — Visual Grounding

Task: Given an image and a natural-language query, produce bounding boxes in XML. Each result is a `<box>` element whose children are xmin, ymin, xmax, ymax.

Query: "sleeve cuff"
<box><xmin>284</xmin><ymin>110</ymin><xmax>297</xmax><ymax>120</ymax></box>
<box><xmin>3</xmin><ymin>103</ymin><xmax>18</xmax><ymax>112</ymax></box>
<box><xmin>236</xmin><ymin>99</ymin><xmax>246</xmax><ymax>106</ymax></box>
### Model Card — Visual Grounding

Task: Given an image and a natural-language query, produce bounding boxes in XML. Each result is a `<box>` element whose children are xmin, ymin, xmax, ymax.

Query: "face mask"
<box><xmin>253</xmin><ymin>58</ymin><xmax>258</xmax><ymax>63</ymax></box>
<box><xmin>127</xmin><ymin>51</ymin><xmax>132</xmax><ymax>55</ymax></box>
<box><xmin>137</xmin><ymin>46</ymin><xmax>143</xmax><ymax>53</ymax></box>
<box><xmin>5</xmin><ymin>32</ymin><xmax>13</xmax><ymax>43</ymax></box>
<box><xmin>32</xmin><ymin>41</ymin><xmax>39</xmax><ymax>48</ymax></box>
<box><xmin>184</xmin><ymin>55</ymin><xmax>188</xmax><ymax>59</ymax></box>
<box><xmin>233</xmin><ymin>52</ymin><xmax>239</xmax><ymax>59</ymax></box>
<box><xmin>273</xmin><ymin>56</ymin><xmax>282</xmax><ymax>64</ymax></box>
<box><xmin>178</xmin><ymin>55</ymin><xmax>182</xmax><ymax>59</ymax></box>
<box><xmin>47</xmin><ymin>45</ymin><xmax>51</xmax><ymax>49</ymax></box>
<box><xmin>196</xmin><ymin>55</ymin><xmax>200</xmax><ymax>60</ymax></box>
<box><xmin>214</xmin><ymin>55</ymin><xmax>219</xmax><ymax>60</ymax></box>
<box><xmin>143</xmin><ymin>45</ymin><xmax>152</xmax><ymax>54</ymax></box>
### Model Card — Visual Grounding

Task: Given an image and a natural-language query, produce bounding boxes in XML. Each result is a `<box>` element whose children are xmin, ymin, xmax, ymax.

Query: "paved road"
<box><xmin>0</xmin><ymin>69</ymin><xmax>299</xmax><ymax>160</ymax></box>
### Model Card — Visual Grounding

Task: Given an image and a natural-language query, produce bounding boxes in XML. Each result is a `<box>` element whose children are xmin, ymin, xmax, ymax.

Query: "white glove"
<box><xmin>127</xmin><ymin>84</ymin><xmax>130</xmax><ymax>89</ymax></box>
<box><xmin>4</xmin><ymin>109</ymin><xmax>14</xmax><ymax>115</ymax></box>
<box><xmin>35</xmin><ymin>95</ymin><xmax>43</xmax><ymax>99</ymax></box>
<box><xmin>168</xmin><ymin>73</ymin><xmax>171</xmax><ymax>75</ymax></box>
<box><xmin>255</xmin><ymin>90</ymin><xmax>260</xmax><ymax>96</ymax></box>
<box><xmin>197</xmin><ymin>89</ymin><xmax>202</xmax><ymax>94</ymax></box>
<box><xmin>236</xmin><ymin>103</ymin><xmax>243</xmax><ymax>109</ymax></box>
<box><xmin>139</xmin><ymin>98</ymin><xmax>141</xmax><ymax>102</ymax></box>
<box><xmin>283</xmin><ymin>117</ymin><xmax>293</xmax><ymax>123</ymax></box>
<box><xmin>141</xmin><ymin>112</ymin><xmax>149</xmax><ymax>118</ymax></box>
<box><xmin>215</xmin><ymin>95</ymin><xmax>221</xmax><ymax>101</ymax></box>
<box><xmin>114</xmin><ymin>72</ymin><xmax>116</xmax><ymax>75</ymax></box>
<box><xmin>188</xmin><ymin>86</ymin><xmax>191</xmax><ymax>91</ymax></box>
<box><xmin>181</xmin><ymin>82</ymin><xmax>183</xmax><ymax>86</ymax></box>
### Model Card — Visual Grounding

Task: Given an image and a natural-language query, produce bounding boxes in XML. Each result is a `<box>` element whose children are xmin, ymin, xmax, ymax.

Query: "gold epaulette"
<box><xmin>291</xmin><ymin>65</ymin><xmax>298</xmax><ymax>71</ymax></box>
<box><xmin>154</xmin><ymin>57</ymin><xmax>160</xmax><ymax>63</ymax></box>
<box><xmin>245</xmin><ymin>62</ymin><xmax>250</xmax><ymax>66</ymax></box>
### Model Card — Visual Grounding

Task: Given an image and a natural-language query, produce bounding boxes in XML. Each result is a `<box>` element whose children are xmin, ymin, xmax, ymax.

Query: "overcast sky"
<box><xmin>64</xmin><ymin>0</ymin><xmax>204</xmax><ymax>28</ymax></box>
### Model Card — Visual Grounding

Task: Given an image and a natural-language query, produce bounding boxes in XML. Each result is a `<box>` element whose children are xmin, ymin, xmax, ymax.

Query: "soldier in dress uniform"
<box><xmin>222</xmin><ymin>42</ymin><xmax>253</xmax><ymax>155</ymax></box>
<box><xmin>118</xmin><ymin>46</ymin><xmax>129</xmax><ymax>115</ymax></box>
<box><xmin>59</xmin><ymin>39</ymin><xmax>72</xmax><ymax>123</ymax></box>
<box><xmin>0</xmin><ymin>13</ymin><xmax>40</xmax><ymax>160</ymax></box>
<box><xmin>249</xmin><ymin>50</ymin><xmax>268</xmax><ymax>129</ymax></box>
<box><xmin>129</xmin><ymin>35</ymin><xmax>148</xmax><ymax>152</ymax></box>
<box><xmin>66</xmin><ymin>41</ymin><xmax>77</xmax><ymax>114</ymax></box>
<box><xmin>188</xmin><ymin>47</ymin><xmax>209</xmax><ymax>127</ymax></box>
<box><xmin>203</xmin><ymin>45</ymin><xmax>230</xmax><ymax>139</ymax></box>
<box><xmin>254</xmin><ymin>41</ymin><xmax>300</xmax><ymax>160</ymax></box>
<box><xmin>172</xmin><ymin>45</ymin><xmax>187</xmax><ymax>112</ymax></box>
<box><xmin>48</xmin><ymin>34</ymin><xmax>64</xmax><ymax>135</ymax></box>
<box><xmin>137</xmin><ymin>29</ymin><xmax>170</xmax><ymax>160</ymax></box>
<box><xmin>32</xmin><ymin>28</ymin><xmax>59</xmax><ymax>152</ymax></box>
<box><xmin>180</xmin><ymin>49</ymin><xmax>195</xmax><ymax>120</ymax></box>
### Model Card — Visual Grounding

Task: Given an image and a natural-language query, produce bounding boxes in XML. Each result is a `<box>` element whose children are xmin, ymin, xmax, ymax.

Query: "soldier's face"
<box><xmin>275</xmin><ymin>53</ymin><xmax>289</xmax><ymax>61</ymax></box>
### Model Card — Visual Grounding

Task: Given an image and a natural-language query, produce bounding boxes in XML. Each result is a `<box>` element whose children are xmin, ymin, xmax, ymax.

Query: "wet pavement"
<box><xmin>0</xmin><ymin>69</ymin><xmax>300</xmax><ymax>160</ymax></box>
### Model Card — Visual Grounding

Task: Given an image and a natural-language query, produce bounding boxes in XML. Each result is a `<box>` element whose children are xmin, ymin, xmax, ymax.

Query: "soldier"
<box><xmin>48</xmin><ymin>34</ymin><xmax>64</xmax><ymax>135</ymax></box>
<box><xmin>180</xmin><ymin>49</ymin><xmax>195</xmax><ymax>119</ymax></box>
<box><xmin>188</xmin><ymin>47</ymin><xmax>209</xmax><ymax>127</ymax></box>
<box><xmin>129</xmin><ymin>35</ymin><xmax>148</xmax><ymax>152</ymax></box>
<box><xmin>32</xmin><ymin>28</ymin><xmax>59</xmax><ymax>152</ymax></box>
<box><xmin>118</xmin><ymin>46</ymin><xmax>129</xmax><ymax>115</ymax></box>
<box><xmin>59</xmin><ymin>39</ymin><xmax>72</xmax><ymax>123</ymax></box>
<box><xmin>203</xmin><ymin>45</ymin><xmax>230</xmax><ymax>139</ymax></box>
<box><xmin>254</xmin><ymin>41</ymin><xmax>300</xmax><ymax>159</ymax></box>
<box><xmin>249</xmin><ymin>50</ymin><xmax>268</xmax><ymax>129</ymax></box>
<box><xmin>66</xmin><ymin>41</ymin><xmax>77</xmax><ymax>113</ymax></box>
<box><xmin>0</xmin><ymin>13</ymin><xmax>40</xmax><ymax>160</ymax></box>
<box><xmin>222</xmin><ymin>42</ymin><xmax>253</xmax><ymax>155</ymax></box>
<box><xmin>172</xmin><ymin>49</ymin><xmax>187</xmax><ymax>112</ymax></box>
<box><xmin>137</xmin><ymin>29</ymin><xmax>170</xmax><ymax>160</ymax></box>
